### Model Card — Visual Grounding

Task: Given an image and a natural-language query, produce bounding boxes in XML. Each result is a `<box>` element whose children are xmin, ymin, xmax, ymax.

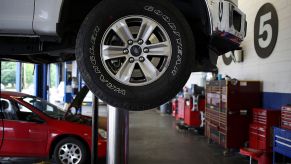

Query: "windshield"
<box><xmin>21</xmin><ymin>96</ymin><xmax>66</xmax><ymax>119</ymax></box>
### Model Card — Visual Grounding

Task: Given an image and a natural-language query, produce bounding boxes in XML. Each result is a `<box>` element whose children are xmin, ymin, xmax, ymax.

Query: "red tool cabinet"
<box><xmin>177</xmin><ymin>97</ymin><xmax>186</xmax><ymax>120</ymax></box>
<box><xmin>205</xmin><ymin>80</ymin><xmax>261</xmax><ymax>149</ymax></box>
<box><xmin>249</xmin><ymin>108</ymin><xmax>281</xmax><ymax>152</ymax></box>
<box><xmin>171</xmin><ymin>99</ymin><xmax>178</xmax><ymax>117</ymax></box>
<box><xmin>184</xmin><ymin>96</ymin><xmax>205</xmax><ymax>127</ymax></box>
<box><xmin>240</xmin><ymin>108</ymin><xmax>280</xmax><ymax>164</ymax></box>
<box><xmin>281</xmin><ymin>106</ymin><xmax>291</xmax><ymax>130</ymax></box>
<box><xmin>184</xmin><ymin>99</ymin><xmax>200</xmax><ymax>127</ymax></box>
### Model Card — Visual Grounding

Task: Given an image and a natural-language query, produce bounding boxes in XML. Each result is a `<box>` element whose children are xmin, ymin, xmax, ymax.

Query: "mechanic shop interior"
<box><xmin>0</xmin><ymin>0</ymin><xmax>291</xmax><ymax>164</ymax></box>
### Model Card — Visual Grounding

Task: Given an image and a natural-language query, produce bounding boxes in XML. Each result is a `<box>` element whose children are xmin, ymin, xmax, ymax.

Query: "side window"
<box><xmin>0</xmin><ymin>98</ymin><xmax>43</xmax><ymax>123</ymax></box>
<box><xmin>0</xmin><ymin>98</ymin><xmax>18</xmax><ymax>120</ymax></box>
<box><xmin>16</xmin><ymin>104</ymin><xmax>44</xmax><ymax>123</ymax></box>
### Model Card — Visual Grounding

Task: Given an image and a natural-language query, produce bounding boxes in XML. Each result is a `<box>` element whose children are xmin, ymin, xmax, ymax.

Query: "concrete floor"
<box><xmin>0</xmin><ymin>107</ymin><xmax>250</xmax><ymax>164</ymax></box>
<box><xmin>129</xmin><ymin>109</ymin><xmax>249</xmax><ymax>164</ymax></box>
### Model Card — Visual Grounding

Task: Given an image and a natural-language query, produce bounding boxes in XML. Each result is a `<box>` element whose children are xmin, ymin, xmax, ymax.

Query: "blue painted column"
<box><xmin>77</xmin><ymin>70</ymin><xmax>83</xmax><ymax>114</ymax></box>
<box><xmin>33</xmin><ymin>64</ymin><xmax>39</xmax><ymax>96</ymax></box>
<box><xmin>44</xmin><ymin>64</ymin><xmax>48</xmax><ymax>100</ymax></box>
<box><xmin>16</xmin><ymin>62</ymin><xmax>22</xmax><ymax>92</ymax></box>
<box><xmin>47</xmin><ymin>64</ymin><xmax>51</xmax><ymax>101</ymax></box>
<box><xmin>34</xmin><ymin>64</ymin><xmax>48</xmax><ymax>100</ymax></box>
<box><xmin>78</xmin><ymin>71</ymin><xmax>82</xmax><ymax>91</ymax></box>
<box><xmin>64</xmin><ymin>62</ymin><xmax>73</xmax><ymax>106</ymax></box>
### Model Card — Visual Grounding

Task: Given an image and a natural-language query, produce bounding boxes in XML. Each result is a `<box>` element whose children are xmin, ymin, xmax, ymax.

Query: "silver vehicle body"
<box><xmin>0</xmin><ymin>0</ymin><xmax>246</xmax><ymax>42</ymax></box>
<box><xmin>207</xmin><ymin>0</ymin><xmax>246</xmax><ymax>41</ymax></box>
<box><xmin>0</xmin><ymin>0</ymin><xmax>63</xmax><ymax>36</ymax></box>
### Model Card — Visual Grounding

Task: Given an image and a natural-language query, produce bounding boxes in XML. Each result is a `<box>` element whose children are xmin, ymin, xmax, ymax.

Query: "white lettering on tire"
<box><xmin>89</xmin><ymin>26</ymin><xmax>126</xmax><ymax>95</ymax></box>
<box><xmin>144</xmin><ymin>5</ymin><xmax>183</xmax><ymax>76</ymax></box>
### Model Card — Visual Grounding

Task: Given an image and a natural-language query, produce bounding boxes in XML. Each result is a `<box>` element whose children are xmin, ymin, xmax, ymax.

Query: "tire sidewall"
<box><xmin>76</xmin><ymin>0</ymin><xmax>194</xmax><ymax>109</ymax></box>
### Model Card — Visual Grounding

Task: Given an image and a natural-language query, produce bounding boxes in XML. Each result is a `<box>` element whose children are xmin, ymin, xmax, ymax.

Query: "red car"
<box><xmin>0</xmin><ymin>91</ymin><xmax>106</xmax><ymax>164</ymax></box>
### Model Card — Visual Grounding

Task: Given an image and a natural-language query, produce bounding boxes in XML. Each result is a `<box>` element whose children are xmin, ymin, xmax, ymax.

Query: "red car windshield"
<box><xmin>21</xmin><ymin>96</ymin><xmax>66</xmax><ymax>119</ymax></box>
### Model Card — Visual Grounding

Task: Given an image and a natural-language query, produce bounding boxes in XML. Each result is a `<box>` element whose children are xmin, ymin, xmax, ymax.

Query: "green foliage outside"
<box><xmin>1</xmin><ymin>62</ymin><xmax>58</xmax><ymax>90</ymax></box>
<box><xmin>1</xmin><ymin>62</ymin><xmax>16</xmax><ymax>87</ymax></box>
<box><xmin>23</xmin><ymin>64</ymin><xmax>34</xmax><ymax>88</ymax></box>
<box><xmin>50</xmin><ymin>64</ymin><xmax>57</xmax><ymax>87</ymax></box>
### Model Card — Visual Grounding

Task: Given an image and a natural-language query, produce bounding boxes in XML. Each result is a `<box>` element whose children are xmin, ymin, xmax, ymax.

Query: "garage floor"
<box><xmin>129</xmin><ymin>109</ymin><xmax>249</xmax><ymax>164</ymax></box>
<box><xmin>0</xmin><ymin>107</ymin><xmax>250</xmax><ymax>164</ymax></box>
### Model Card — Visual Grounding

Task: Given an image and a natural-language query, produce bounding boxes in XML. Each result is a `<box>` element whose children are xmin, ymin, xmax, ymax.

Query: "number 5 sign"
<box><xmin>254</xmin><ymin>3</ymin><xmax>278</xmax><ymax>58</ymax></box>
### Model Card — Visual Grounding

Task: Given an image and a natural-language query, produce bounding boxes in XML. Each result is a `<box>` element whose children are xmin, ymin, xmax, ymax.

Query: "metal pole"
<box><xmin>34</xmin><ymin>64</ymin><xmax>43</xmax><ymax>98</ymax></box>
<box><xmin>92</xmin><ymin>96</ymin><xmax>99</xmax><ymax>164</ymax></box>
<box><xmin>16</xmin><ymin>62</ymin><xmax>22</xmax><ymax>92</ymax></box>
<box><xmin>107</xmin><ymin>106</ymin><xmax>129</xmax><ymax>164</ymax></box>
<box><xmin>42</xmin><ymin>64</ymin><xmax>48</xmax><ymax>100</ymax></box>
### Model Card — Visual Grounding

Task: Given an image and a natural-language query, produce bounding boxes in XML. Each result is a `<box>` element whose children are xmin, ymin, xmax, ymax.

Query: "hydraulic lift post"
<box><xmin>107</xmin><ymin>106</ymin><xmax>129</xmax><ymax>164</ymax></box>
<box><xmin>92</xmin><ymin>96</ymin><xmax>99</xmax><ymax>164</ymax></box>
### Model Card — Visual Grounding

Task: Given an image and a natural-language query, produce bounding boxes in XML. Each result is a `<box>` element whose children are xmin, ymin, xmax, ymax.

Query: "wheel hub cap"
<box><xmin>130</xmin><ymin>45</ymin><xmax>142</xmax><ymax>57</ymax></box>
<box><xmin>58</xmin><ymin>143</ymin><xmax>82</xmax><ymax>164</ymax></box>
<box><xmin>101</xmin><ymin>15</ymin><xmax>172</xmax><ymax>86</ymax></box>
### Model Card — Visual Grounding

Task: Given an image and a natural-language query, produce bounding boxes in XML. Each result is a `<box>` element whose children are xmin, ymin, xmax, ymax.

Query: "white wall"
<box><xmin>217</xmin><ymin>0</ymin><xmax>291</xmax><ymax>94</ymax></box>
<box><xmin>185</xmin><ymin>72</ymin><xmax>212</xmax><ymax>88</ymax></box>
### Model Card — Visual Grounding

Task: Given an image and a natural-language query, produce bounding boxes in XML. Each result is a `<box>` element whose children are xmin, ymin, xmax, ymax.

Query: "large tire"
<box><xmin>76</xmin><ymin>0</ymin><xmax>195</xmax><ymax>111</ymax></box>
<box><xmin>53</xmin><ymin>137</ymin><xmax>88</xmax><ymax>164</ymax></box>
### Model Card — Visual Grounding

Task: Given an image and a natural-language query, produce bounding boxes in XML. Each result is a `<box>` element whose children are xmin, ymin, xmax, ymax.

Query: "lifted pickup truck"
<box><xmin>0</xmin><ymin>0</ymin><xmax>246</xmax><ymax>110</ymax></box>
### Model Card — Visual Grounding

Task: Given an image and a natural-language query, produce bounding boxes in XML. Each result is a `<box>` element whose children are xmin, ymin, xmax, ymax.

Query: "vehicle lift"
<box><xmin>67</xmin><ymin>85</ymin><xmax>129</xmax><ymax>164</ymax></box>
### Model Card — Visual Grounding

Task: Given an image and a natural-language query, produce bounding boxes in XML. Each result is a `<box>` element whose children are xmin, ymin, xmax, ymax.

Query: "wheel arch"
<box><xmin>57</xmin><ymin>0</ymin><xmax>103</xmax><ymax>40</ymax></box>
<box><xmin>171</xmin><ymin>0</ymin><xmax>215</xmax><ymax>72</ymax></box>
<box><xmin>48</xmin><ymin>134</ymin><xmax>91</xmax><ymax>159</ymax></box>
<box><xmin>172</xmin><ymin>0</ymin><xmax>212</xmax><ymax>35</ymax></box>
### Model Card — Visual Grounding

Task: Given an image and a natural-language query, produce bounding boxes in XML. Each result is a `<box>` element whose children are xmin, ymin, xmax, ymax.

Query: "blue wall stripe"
<box><xmin>263</xmin><ymin>92</ymin><xmax>291</xmax><ymax>110</ymax></box>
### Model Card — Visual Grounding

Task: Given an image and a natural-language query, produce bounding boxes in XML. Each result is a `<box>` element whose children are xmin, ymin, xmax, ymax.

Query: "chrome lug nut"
<box><xmin>143</xmin><ymin>47</ymin><xmax>149</xmax><ymax>53</ymax></box>
<box><xmin>127</xmin><ymin>40</ymin><xmax>133</xmax><ymax>45</ymax></box>
<box><xmin>138</xmin><ymin>39</ymin><xmax>144</xmax><ymax>45</ymax></box>
<box><xmin>139</xmin><ymin>56</ymin><xmax>145</xmax><ymax>62</ymax></box>
<box><xmin>123</xmin><ymin>49</ymin><xmax>129</xmax><ymax>54</ymax></box>
<box><xmin>129</xmin><ymin>57</ymin><xmax>135</xmax><ymax>63</ymax></box>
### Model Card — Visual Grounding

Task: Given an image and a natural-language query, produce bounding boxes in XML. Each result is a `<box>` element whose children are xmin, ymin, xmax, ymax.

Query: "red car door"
<box><xmin>0</xmin><ymin>98</ymin><xmax>48</xmax><ymax>157</ymax></box>
<box><xmin>0</xmin><ymin>98</ymin><xmax>11</xmax><ymax>151</ymax></box>
<box><xmin>0</xmin><ymin>119</ymin><xmax>3</xmax><ymax>149</ymax></box>
<box><xmin>0</xmin><ymin>99</ymin><xmax>5</xmax><ymax>149</ymax></box>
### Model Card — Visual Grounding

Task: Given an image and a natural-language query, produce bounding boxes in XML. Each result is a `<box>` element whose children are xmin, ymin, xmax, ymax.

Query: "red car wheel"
<box><xmin>53</xmin><ymin>137</ymin><xmax>89</xmax><ymax>164</ymax></box>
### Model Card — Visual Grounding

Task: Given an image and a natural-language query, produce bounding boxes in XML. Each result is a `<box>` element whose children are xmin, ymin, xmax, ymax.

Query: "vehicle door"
<box><xmin>0</xmin><ymin>98</ymin><xmax>48</xmax><ymax>157</ymax></box>
<box><xmin>0</xmin><ymin>99</ymin><xmax>6</xmax><ymax>150</ymax></box>
<box><xmin>0</xmin><ymin>0</ymin><xmax>35</xmax><ymax>34</ymax></box>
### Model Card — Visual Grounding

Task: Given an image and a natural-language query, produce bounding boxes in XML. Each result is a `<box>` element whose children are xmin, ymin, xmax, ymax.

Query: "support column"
<box><xmin>64</xmin><ymin>62</ymin><xmax>73</xmax><ymax>108</ymax></box>
<box><xmin>91</xmin><ymin>96</ymin><xmax>99</xmax><ymax>164</ymax></box>
<box><xmin>34</xmin><ymin>64</ymin><xmax>48</xmax><ymax>99</ymax></box>
<box><xmin>16</xmin><ymin>62</ymin><xmax>22</xmax><ymax>92</ymax></box>
<box><xmin>77</xmin><ymin>71</ymin><xmax>83</xmax><ymax>114</ymax></box>
<box><xmin>107</xmin><ymin>106</ymin><xmax>129</xmax><ymax>164</ymax></box>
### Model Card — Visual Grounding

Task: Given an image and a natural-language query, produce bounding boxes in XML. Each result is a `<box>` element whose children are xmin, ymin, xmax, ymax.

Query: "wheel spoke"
<box><xmin>61</xmin><ymin>145</ymin><xmax>69</xmax><ymax>153</ymax></box>
<box><xmin>137</xmin><ymin>19</ymin><xmax>158</xmax><ymax>42</ymax></box>
<box><xmin>71</xmin><ymin>155</ymin><xmax>79</xmax><ymax>162</ymax></box>
<box><xmin>111</xmin><ymin>19</ymin><xmax>134</xmax><ymax>44</ymax></box>
<box><xmin>59</xmin><ymin>153</ymin><xmax>67</xmax><ymax>159</ymax></box>
<box><xmin>101</xmin><ymin>16</ymin><xmax>172</xmax><ymax>86</ymax></box>
<box><xmin>102</xmin><ymin>45</ymin><xmax>127</xmax><ymax>60</ymax></box>
<box><xmin>146</xmin><ymin>41</ymin><xmax>171</xmax><ymax>56</ymax></box>
<box><xmin>115</xmin><ymin>60</ymin><xmax>135</xmax><ymax>83</ymax></box>
<box><xmin>68</xmin><ymin>157</ymin><xmax>74</xmax><ymax>164</ymax></box>
<box><xmin>138</xmin><ymin>59</ymin><xmax>159</xmax><ymax>81</ymax></box>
